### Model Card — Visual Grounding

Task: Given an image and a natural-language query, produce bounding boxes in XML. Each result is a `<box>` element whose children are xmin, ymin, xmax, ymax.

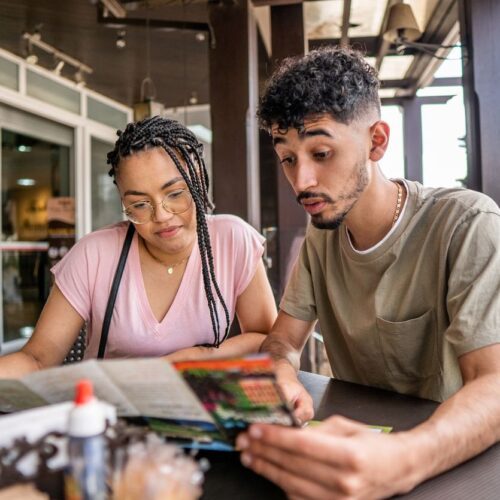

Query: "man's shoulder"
<box><xmin>417</xmin><ymin>183</ymin><xmax>499</xmax><ymax>216</ymax></box>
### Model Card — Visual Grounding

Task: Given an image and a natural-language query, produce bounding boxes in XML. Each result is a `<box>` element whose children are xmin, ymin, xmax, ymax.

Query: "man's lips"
<box><xmin>301</xmin><ymin>200</ymin><xmax>327</xmax><ymax>215</ymax></box>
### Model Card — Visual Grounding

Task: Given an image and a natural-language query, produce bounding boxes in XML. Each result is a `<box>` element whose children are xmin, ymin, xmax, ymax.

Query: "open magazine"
<box><xmin>0</xmin><ymin>355</ymin><xmax>297</xmax><ymax>451</ymax></box>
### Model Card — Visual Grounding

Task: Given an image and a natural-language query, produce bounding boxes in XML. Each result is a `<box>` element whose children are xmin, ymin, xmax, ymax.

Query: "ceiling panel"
<box><xmin>378</xmin><ymin>88</ymin><xmax>397</xmax><ymax>98</ymax></box>
<box><xmin>305</xmin><ymin>0</ymin><xmax>388</xmax><ymax>40</ymax></box>
<box><xmin>379</xmin><ymin>55</ymin><xmax>414</xmax><ymax>80</ymax></box>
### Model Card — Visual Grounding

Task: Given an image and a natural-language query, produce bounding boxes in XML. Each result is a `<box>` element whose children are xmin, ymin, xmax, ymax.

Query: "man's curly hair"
<box><xmin>258</xmin><ymin>47</ymin><xmax>380</xmax><ymax>131</ymax></box>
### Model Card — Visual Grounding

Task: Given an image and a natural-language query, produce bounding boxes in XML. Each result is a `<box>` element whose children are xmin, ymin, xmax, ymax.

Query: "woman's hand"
<box><xmin>163</xmin><ymin>346</ymin><xmax>213</xmax><ymax>363</ymax></box>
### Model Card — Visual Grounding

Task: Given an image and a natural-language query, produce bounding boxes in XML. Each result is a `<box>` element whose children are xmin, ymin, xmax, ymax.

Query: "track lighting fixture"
<box><xmin>22</xmin><ymin>31</ymin><xmax>93</xmax><ymax>84</ymax></box>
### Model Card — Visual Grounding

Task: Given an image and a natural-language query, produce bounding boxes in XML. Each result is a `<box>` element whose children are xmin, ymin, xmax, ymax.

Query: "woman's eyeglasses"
<box><xmin>123</xmin><ymin>189</ymin><xmax>193</xmax><ymax>224</ymax></box>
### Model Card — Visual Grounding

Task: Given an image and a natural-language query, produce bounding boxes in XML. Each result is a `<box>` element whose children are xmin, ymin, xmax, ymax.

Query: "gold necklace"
<box><xmin>392</xmin><ymin>181</ymin><xmax>403</xmax><ymax>226</ymax></box>
<box><xmin>142</xmin><ymin>239</ymin><xmax>189</xmax><ymax>275</ymax></box>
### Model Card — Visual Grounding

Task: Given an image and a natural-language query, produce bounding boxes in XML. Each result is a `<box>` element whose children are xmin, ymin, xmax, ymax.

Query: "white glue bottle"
<box><xmin>65</xmin><ymin>379</ymin><xmax>107</xmax><ymax>500</ymax></box>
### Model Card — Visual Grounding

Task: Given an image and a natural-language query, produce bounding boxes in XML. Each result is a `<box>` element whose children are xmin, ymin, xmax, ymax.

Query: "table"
<box><xmin>202</xmin><ymin>371</ymin><xmax>500</xmax><ymax>499</ymax></box>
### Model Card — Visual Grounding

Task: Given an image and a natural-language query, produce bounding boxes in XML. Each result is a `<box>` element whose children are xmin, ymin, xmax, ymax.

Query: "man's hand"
<box><xmin>276</xmin><ymin>363</ymin><xmax>314</xmax><ymax>424</ymax></box>
<box><xmin>236</xmin><ymin>415</ymin><xmax>416</xmax><ymax>500</ymax></box>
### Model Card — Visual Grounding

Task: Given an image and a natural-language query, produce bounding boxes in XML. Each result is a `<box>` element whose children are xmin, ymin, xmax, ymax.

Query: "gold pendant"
<box><xmin>167</xmin><ymin>267</ymin><xmax>174</xmax><ymax>275</ymax></box>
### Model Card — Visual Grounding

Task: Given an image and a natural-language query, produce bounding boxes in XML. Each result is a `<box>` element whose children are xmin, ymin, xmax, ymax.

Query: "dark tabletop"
<box><xmin>201</xmin><ymin>371</ymin><xmax>500</xmax><ymax>500</ymax></box>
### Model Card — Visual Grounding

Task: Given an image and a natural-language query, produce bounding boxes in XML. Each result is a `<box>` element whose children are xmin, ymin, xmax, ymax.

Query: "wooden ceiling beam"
<box><xmin>340</xmin><ymin>0</ymin><xmax>352</xmax><ymax>47</ymax></box>
<box><xmin>97</xmin><ymin>9</ymin><xmax>210</xmax><ymax>32</ymax></box>
<box><xmin>309</xmin><ymin>36</ymin><xmax>378</xmax><ymax>54</ymax></box>
<box><xmin>251</xmin><ymin>0</ymin><xmax>302</xmax><ymax>7</ymax></box>
<box><xmin>375</xmin><ymin>0</ymin><xmax>401</xmax><ymax>71</ymax></box>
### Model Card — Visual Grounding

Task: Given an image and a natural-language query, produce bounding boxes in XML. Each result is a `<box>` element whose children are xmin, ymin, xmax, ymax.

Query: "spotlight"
<box><xmin>22</xmin><ymin>31</ymin><xmax>93</xmax><ymax>79</ymax></box>
<box><xmin>195</xmin><ymin>32</ymin><xmax>206</xmax><ymax>42</ymax></box>
<box><xmin>26</xmin><ymin>52</ymin><xmax>38</xmax><ymax>65</ymax></box>
<box><xmin>116</xmin><ymin>29</ymin><xmax>126</xmax><ymax>49</ymax></box>
<box><xmin>53</xmin><ymin>59</ymin><xmax>65</xmax><ymax>75</ymax></box>
<box><xmin>25</xmin><ymin>40</ymin><xmax>38</xmax><ymax>64</ymax></box>
<box><xmin>189</xmin><ymin>91</ymin><xmax>198</xmax><ymax>105</ymax></box>
<box><xmin>74</xmin><ymin>68</ymin><xmax>86</xmax><ymax>87</ymax></box>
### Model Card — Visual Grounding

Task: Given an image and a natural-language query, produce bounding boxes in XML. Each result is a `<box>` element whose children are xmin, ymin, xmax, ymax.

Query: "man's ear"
<box><xmin>369</xmin><ymin>120</ymin><xmax>390</xmax><ymax>161</ymax></box>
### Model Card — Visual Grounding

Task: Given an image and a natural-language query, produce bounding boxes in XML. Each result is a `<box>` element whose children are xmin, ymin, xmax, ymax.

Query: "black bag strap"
<box><xmin>98</xmin><ymin>223</ymin><xmax>135</xmax><ymax>359</ymax></box>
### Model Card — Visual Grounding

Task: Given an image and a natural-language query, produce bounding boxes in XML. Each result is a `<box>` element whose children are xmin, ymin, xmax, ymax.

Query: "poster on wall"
<box><xmin>47</xmin><ymin>197</ymin><xmax>75</xmax><ymax>269</ymax></box>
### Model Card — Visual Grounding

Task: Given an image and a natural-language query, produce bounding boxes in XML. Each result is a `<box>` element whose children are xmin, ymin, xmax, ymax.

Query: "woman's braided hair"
<box><xmin>107</xmin><ymin>115</ymin><xmax>230</xmax><ymax>347</ymax></box>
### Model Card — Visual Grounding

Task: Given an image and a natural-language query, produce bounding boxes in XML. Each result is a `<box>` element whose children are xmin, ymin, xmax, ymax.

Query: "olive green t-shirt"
<box><xmin>280</xmin><ymin>180</ymin><xmax>500</xmax><ymax>402</ymax></box>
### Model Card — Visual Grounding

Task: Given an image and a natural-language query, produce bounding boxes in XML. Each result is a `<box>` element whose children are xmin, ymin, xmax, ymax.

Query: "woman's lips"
<box><xmin>302</xmin><ymin>201</ymin><xmax>326</xmax><ymax>215</ymax></box>
<box><xmin>156</xmin><ymin>226</ymin><xmax>181</xmax><ymax>238</ymax></box>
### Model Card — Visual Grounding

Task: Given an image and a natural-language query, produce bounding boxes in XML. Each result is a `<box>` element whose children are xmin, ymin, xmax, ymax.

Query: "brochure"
<box><xmin>0</xmin><ymin>355</ymin><xmax>297</xmax><ymax>450</ymax></box>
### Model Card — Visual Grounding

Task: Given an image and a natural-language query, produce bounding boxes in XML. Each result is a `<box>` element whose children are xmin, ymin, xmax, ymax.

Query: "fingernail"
<box><xmin>240</xmin><ymin>452</ymin><xmax>252</xmax><ymax>467</ymax></box>
<box><xmin>249</xmin><ymin>426</ymin><xmax>263</xmax><ymax>439</ymax></box>
<box><xmin>236</xmin><ymin>435</ymin><xmax>249</xmax><ymax>450</ymax></box>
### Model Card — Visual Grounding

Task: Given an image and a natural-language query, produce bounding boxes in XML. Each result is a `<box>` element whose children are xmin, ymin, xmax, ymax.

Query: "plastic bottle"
<box><xmin>65</xmin><ymin>379</ymin><xmax>107</xmax><ymax>500</ymax></box>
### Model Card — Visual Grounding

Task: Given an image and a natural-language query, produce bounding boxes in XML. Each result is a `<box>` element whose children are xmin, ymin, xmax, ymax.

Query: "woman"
<box><xmin>0</xmin><ymin>117</ymin><xmax>276</xmax><ymax>377</ymax></box>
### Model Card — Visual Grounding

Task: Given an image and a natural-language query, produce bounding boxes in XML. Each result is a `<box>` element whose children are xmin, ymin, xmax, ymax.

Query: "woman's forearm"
<box><xmin>0</xmin><ymin>350</ymin><xmax>42</xmax><ymax>378</ymax></box>
<box><xmin>164</xmin><ymin>333</ymin><xmax>267</xmax><ymax>362</ymax></box>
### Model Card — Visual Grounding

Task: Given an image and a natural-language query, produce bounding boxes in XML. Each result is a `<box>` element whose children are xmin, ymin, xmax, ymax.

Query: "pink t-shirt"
<box><xmin>52</xmin><ymin>215</ymin><xmax>265</xmax><ymax>359</ymax></box>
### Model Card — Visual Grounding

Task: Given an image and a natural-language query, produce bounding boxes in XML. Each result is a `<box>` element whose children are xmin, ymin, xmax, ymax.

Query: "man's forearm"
<box><xmin>398</xmin><ymin>373</ymin><xmax>500</xmax><ymax>490</ymax></box>
<box><xmin>260</xmin><ymin>334</ymin><xmax>302</xmax><ymax>372</ymax></box>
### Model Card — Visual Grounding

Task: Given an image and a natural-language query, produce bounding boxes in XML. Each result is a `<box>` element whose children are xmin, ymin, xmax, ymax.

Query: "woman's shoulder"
<box><xmin>74</xmin><ymin>221</ymin><xmax>130</xmax><ymax>254</ymax></box>
<box><xmin>206</xmin><ymin>214</ymin><xmax>265</xmax><ymax>249</ymax></box>
<box><xmin>206</xmin><ymin>213</ymin><xmax>260</xmax><ymax>235</ymax></box>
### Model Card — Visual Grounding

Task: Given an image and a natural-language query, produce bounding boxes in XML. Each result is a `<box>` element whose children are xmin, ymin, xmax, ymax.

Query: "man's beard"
<box><xmin>311</xmin><ymin>211</ymin><xmax>348</xmax><ymax>230</ymax></box>
<box><xmin>298</xmin><ymin>160</ymin><xmax>369</xmax><ymax>230</ymax></box>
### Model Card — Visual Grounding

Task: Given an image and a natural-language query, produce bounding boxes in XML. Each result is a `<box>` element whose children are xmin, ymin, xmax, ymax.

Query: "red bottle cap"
<box><xmin>74</xmin><ymin>379</ymin><xmax>94</xmax><ymax>405</ymax></box>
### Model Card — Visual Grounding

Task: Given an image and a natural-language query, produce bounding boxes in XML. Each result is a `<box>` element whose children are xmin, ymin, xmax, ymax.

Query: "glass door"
<box><xmin>91</xmin><ymin>137</ymin><xmax>122</xmax><ymax>231</ymax></box>
<box><xmin>0</xmin><ymin>110</ymin><xmax>72</xmax><ymax>351</ymax></box>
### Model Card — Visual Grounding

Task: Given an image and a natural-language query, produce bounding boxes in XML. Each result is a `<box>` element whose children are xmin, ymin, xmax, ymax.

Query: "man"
<box><xmin>236</xmin><ymin>47</ymin><xmax>500</xmax><ymax>499</ymax></box>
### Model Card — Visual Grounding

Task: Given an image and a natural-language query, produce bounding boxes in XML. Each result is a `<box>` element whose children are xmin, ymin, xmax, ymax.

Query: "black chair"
<box><xmin>63</xmin><ymin>327</ymin><xmax>86</xmax><ymax>364</ymax></box>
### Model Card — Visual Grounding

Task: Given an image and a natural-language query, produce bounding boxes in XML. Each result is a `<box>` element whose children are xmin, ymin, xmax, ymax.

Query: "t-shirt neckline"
<box><xmin>342</xmin><ymin>179</ymin><xmax>415</xmax><ymax>262</ymax></box>
<box><xmin>131</xmin><ymin>230</ymin><xmax>198</xmax><ymax>327</ymax></box>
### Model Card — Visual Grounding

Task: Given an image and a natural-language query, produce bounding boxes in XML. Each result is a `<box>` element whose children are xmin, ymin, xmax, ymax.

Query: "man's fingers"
<box><xmin>242</xmin><ymin>452</ymin><xmax>344</xmax><ymax>500</ymax></box>
<box><xmin>293</xmin><ymin>392</ymin><xmax>315</xmax><ymax>424</ymax></box>
<box><xmin>238</xmin><ymin>424</ymin><xmax>358</xmax><ymax>467</ymax></box>
<box><xmin>240</xmin><ymin>431</ymin><xmax>346</xmax><ymax>489</ymax></box>
<box><xmin>316</xmin><ymin>414</ymin><xmax>369</xmax><ymax>435</ymax></box>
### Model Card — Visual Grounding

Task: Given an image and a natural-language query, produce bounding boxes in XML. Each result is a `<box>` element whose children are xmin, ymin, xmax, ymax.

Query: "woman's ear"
<box><xmin>369</xmin><ymin>120</ymin><xmax>390</xmax><ymax>161</ymax></box>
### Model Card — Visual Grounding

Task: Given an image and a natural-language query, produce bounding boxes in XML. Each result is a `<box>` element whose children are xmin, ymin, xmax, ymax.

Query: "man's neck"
<box><xmin>345</xmin><ymin>171</ymin><xmax>406</xmax><ymax>251</ymax></box>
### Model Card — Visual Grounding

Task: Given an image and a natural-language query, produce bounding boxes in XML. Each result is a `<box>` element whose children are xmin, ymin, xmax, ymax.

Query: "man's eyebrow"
<box><xmin>122</xmin><ymin>176</ymin><xmax>184</xmax><ymax>197</ymax></box>
<box><xmin>272</xmin><ymin>128</ymin><xmax>334</xmax><ymax>146</ymax></box>
<box><xmin>302</xmin><ymin>128</ymin><xmax>334</xmax><ymax>139</ymax></box>
<box><xmin>272</xmin><ymin>136</ymin><xmax>286</xmax><ymax>146</ymax></box>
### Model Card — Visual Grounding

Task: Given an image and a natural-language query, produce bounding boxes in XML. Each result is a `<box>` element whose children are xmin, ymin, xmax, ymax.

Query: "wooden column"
<box><xmin>208</xmin><ymin>1</ymin><xmax>260</xmax><ymax>224</ymax></box>
<box><xmin>402</xmin><ymin>97</ymin><xmax>424</xmax><ymax>183</ymax></box>
<box><xmin>270</xmin><ymin>4</ymin><xmax>308</xmax><ymax>296</ymax></box>
<box><xmin>267</xmin><ymin>5</ymin><xmax>312</xmax><ymax>370</ymax></box>
<box><xmin>459</xmin><ymin>0</ymin><xmax>500</xmax><ymax>202</ymax></box>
